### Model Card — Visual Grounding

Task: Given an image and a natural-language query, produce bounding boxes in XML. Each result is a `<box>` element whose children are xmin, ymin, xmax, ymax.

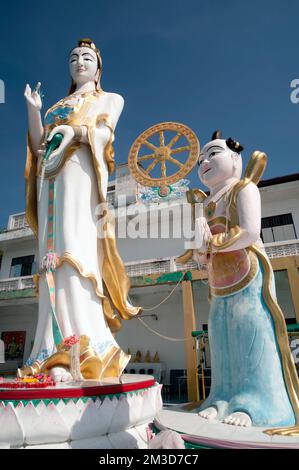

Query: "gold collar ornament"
<box><xmin>204</xmin><ymin>179</ymin><xmax>239</xmax><ymax>220</ymax></box>
<box><xmin>205</xmin><ymin>201</ymin><xmax>216</xmax><ymax>219</ymax></box>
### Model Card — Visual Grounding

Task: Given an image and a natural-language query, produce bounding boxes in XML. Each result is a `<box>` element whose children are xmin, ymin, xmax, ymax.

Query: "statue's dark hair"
<box><xmin>211</xmin><ymin>129</ymin><xmax>244</xmax><ymax>153</ymax></box>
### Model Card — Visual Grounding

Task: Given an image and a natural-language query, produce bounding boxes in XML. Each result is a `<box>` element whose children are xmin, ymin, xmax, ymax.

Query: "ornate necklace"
<box><xmin>204</xmin><ymin>179</ymin><xmax>238</xmax><ymax>219</ymax></box>
<box><xmin>46</xmin><ymin>88</ymin><xmax>103</xmax><ymax>119</ymax></box>
<box><xmin>57</xmin><ymin>87</ymin><xmax>103</xmax><ymax>106</ymax></box>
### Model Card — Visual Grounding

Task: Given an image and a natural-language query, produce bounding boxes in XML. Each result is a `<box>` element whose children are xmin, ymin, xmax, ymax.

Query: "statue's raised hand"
<box><xmin>195</xmin><ymin>217</ymin><xmax>212</xmax><ymax>252</ymax></box>
<box><xmin>24</xmin><ymin>82</ymin><xmax>42</xmax><ymax>111</ymax></box>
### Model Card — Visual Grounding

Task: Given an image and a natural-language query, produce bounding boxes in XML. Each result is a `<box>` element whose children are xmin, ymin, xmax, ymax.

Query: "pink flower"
<box><xmin>62</xmin><ymin>334</ymin><xmax>80</xmax><ymax>348</ymax></box>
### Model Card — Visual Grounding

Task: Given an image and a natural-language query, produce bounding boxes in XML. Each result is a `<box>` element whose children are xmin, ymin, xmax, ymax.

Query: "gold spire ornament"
<box><xmin>153</xmin><ymin>352</ymin><xmax>160</xmax><ymax>363</ymax></box>
<box><xmin>144</xmin><ymin>351</ymin><xmax>151</xmax><ymax>363</ymax></box>
<box><xmin>133</xmin><ymin>350</ymin><xmax>142</xmax><ymax>363</ymax></box>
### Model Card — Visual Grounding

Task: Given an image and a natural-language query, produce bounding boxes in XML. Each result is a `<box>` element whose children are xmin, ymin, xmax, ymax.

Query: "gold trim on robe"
<box><xmin>251</xmin><ymin>245</ymin><xmax>299</xmax><ymax>436</ymax></box>
<box><xmin>18</xmin><ymin>337</ymin><xmax>130</xmax><ymax>381</ymax></box>
<box><xmin>25</xmin><ymin>134</ymin><xmax>38</xmax><ymax>238</ymax></box>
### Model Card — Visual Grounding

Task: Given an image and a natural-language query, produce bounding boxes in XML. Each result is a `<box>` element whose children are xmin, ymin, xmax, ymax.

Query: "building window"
<box><xmin>261</xmin><ymin>213</ymin><xmax>297</xmax><ymax>243</ymax></box>
<box><xmin>10</xmin><ymin>255</ymin><xmax>35</xmax><ymax>277</ymax></box>
<box><xmin>273</xmin><ymin>270</ymin><xmax>296</xmax><ymax>320</ymax></box>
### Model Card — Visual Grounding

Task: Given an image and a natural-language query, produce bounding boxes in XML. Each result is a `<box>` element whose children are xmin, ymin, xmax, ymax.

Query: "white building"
<box><xmin>0</xmin><ymin>167</ymin><xmax>299</xmax><ymax>401</ymax></box>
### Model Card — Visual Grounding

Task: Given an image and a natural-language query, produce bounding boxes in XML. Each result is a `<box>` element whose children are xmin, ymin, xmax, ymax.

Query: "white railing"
<box><xmin>0</xmin><ymin>276</ymin><xmax>35</xmax><ymax>292</ymax></box>
<box><xmin>0</xmin><ymin>243</ymin><xmax>297</xmax><ymax>292</ymax></box>
<box><xmin>264</xmin><ymin>240</ymin><xmax>299</xmax><ymax>259</ymax></box>
<box><xmin>125</xmin><ymin>256</ymin><xmax>198</xmax><ymax>277</ymax></box>
<box><xmin>7</xmin><ymin>213</ymin><xmax>29</xmax><ymax>231</ymax></box>
<box><xmin>124</xmin><ymin>240</ymin><xmax>299</xmax><ymax>277</ymax></box>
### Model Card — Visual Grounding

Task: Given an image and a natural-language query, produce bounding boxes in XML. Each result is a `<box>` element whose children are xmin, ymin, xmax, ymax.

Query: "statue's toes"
<box><xmin>223</xmin><ymin>412</ymin><xmax>252</xmax><ymax>427</ymax></box>
<box><xmin>198</xmin><ymin>406</ymin><xmax>218</xmax><ymax>420</ymax></box>
<box><xmin>61</xmin><ymin>371</ymin><xmax>73</xmax><ymax>382</ymax></box>
<box><xmin>50</xmin><ymin>366</ymin><xmax>72</xmax><ymax>383</ymax></box>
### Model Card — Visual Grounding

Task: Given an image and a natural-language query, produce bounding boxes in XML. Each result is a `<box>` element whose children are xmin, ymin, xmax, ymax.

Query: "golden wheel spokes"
<box><xmin>144</xmin><ymin>159</ymin><xmax>158</xmax><ymax>175</ymax></box>
<box><xmin>128</xmin><ymin>121</ymin><xmax>200</xmax><ymax>189</ymax></box>
<box><xmin>143</xmin><ymin>140</ymin><xmax>157</xmax><ymax>151</ymax></box>
<box><xmin>161</xmin><ymin>160</ymin><xmax>167</xmax><ymax>178</ymax></box>
<box><xmin>138</xmin><ymin>130</ymin><xmax>191</xmax><ymax>178</ymax></box>
<box><xmin>138</xmin><ymin>153</ymin><xmax>155</xmax><ymax>161</ymax></box>
<box><xmin>171</xmin><ymin>145</ymin><xmax>191</xmax><ymax>155</ymax></box>
<box><xmin>165</xmin><ymin>154</ymin><xmax>184</xmax><ymax>168</ymax></box>
<box><xmin>168</xmin><ymin>132</ymin><xmax>181</xmax><ymax>148</ymax></box>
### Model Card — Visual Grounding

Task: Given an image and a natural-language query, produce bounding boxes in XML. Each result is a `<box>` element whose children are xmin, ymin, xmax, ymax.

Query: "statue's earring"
<box><xmin>232</xmin><ymin>153</ymin><xmax>238</xmax><ymax>170</ymax></box>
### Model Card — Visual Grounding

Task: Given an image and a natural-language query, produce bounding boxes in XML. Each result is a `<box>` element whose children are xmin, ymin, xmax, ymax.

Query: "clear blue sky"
<box><xmin>0</xmin><ymin>0</ymin><xmax>298</xmax><ymax>228</ymax></box>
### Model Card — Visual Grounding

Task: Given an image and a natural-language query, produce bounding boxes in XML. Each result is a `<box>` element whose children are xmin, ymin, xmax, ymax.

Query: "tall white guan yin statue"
<box><xmin>22</xmin><ymin>38</ymin><xmax>141</xmax><ymax>382</ymax></box>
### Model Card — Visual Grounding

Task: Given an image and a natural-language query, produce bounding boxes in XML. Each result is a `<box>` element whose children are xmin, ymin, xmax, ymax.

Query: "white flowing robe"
<box><xmin>25</xmin><ymin>90</ymin><xmax>140</xmax><ymax>372</ymax></box>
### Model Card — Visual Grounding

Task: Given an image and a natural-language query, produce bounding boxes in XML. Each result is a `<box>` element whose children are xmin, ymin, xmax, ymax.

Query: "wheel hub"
<box><xmin>155</xmin><ymin>146</ymin><xmax>171</xmax><ymax>161</ymax></box>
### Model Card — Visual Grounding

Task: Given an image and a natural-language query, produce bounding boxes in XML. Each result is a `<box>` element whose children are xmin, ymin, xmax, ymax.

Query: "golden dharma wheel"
<box><xmin>128</xmin><ymin>122</ymin><xmax>200</xmax><ymax>196</ymax></box>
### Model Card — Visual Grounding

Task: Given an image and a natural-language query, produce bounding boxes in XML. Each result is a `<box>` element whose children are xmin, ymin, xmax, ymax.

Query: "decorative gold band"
<box><xmin>210</xmin><ymin>249</ymin><xmax>258</xmax><ymax>297</ymax></box>
<box><xmin>72</xmin><ymin>125</ymin><xmax>83</xmax><ymax>141</ymax></box>
<box><xmin>211</xmin><ymin>225</ymin><xmax>242</xmax><ymax>250</ymax></box>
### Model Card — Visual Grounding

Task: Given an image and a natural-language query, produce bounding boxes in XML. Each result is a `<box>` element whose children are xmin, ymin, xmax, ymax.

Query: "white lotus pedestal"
<box><xmin>0</xmin><ymin>374</ymin><xmax>162</xmax><ymax>449</ymax></box>
<box><xmin>154</xmin><ymin>407</ymin><xmax>299</xmax><ymax>449</ymax></box>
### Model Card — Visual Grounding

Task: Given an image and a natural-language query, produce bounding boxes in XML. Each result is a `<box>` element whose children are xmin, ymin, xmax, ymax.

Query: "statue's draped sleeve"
<box><xmin>25</xmin><ymin>134</ymin><xmax>38</xmax><ymax>238</ymax></box>
<box><xmin>87</xmin><ymin>122</ymin><xmax>141</xmax><ymax>332</ymax></box>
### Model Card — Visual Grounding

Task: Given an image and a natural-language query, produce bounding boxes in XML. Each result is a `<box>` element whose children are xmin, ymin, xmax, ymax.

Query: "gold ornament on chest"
<box><xmin>205</xmin><ymin>201</ymin><xmax>217</xmax><ymax>219</ymax></box>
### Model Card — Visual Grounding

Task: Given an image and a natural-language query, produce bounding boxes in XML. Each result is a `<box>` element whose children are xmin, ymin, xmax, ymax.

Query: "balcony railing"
<box><xmin>125</xmin><ymin>257</ymin><xmax>199</xmax><ymax>277</ymax></box>
<box><xmin>0</xmin><ymin>276</ymin><xmax>35</xmax><ymax>293</ymax></box>
<box><xmin>264</xmin><ymin>240</ymin><xmax>299</xmax><ymax>258</ymax></box>
<box><xmin>124</xmin><ymin>240</ymin><xmax>299</xmax><ymax>277</ymax></box>
<box><xmin>0</xmin><ymin>242</ymin><xmax>298</xmax><ymax>293</ymax></box>
<box><xmin>7</xmin><ymin>213</ymin><xmax>29</xmax><ymax>231</ymax></box>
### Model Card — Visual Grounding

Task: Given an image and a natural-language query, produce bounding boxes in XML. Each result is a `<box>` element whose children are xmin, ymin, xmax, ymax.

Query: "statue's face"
<box><xmin>69</xmin><ymin>47</ymin><xmax>99</xmax><ymax>85</ymax></box>
<box><xmin>198</xmin><ymin>139</ymin><xmax>236</xmax><ymax>189</ymax></box>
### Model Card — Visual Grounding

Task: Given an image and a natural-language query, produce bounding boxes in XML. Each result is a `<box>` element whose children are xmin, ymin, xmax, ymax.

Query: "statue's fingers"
<box><xmin>47</xmin><ymin>129</ymin><xmax>56</xmax><ymax>141</ymax></box>
<box><xmin>37</xmin><ymin>149</ymin><xmax>46</xmax><ymax>158</ymax></box>
<box><xmin>57</xmin><ymin>142</ymin><xmax>67</xmax><ymax>154</ymax></box>
<box><xmin>24</xmin><ymin>84</ymin><xmax>31</xmax><ymax>96</ymax></box>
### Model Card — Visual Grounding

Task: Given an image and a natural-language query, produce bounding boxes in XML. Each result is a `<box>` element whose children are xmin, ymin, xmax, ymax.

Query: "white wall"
<box><xmin>274</xmin><ymin>270</ymin><xmax>297</xmax><ymax>319</ymax></box>
<box><xmin>0</xmin><ymin>303</ymin><xmax>38</xmax><ymax>373</ymax></box>
<box><xmin>116</xmin><ymin>201</ymin><xmax>193</xmax><ymax>262</ymax></box>
<box><xmin>193</xmin><ymin>280</ymin><xmax>210</xmax><ymax>330</ymax></box>
<box><xmin>116</xmin><ymin>285</ymin><xmax>186</xmax><ymax>383</ymax></box>
<box><xmin>0</xmin><ymin>239</ymin><xmax>38</xmax><ymax>279</ymax></box>
<box><xmin>260</xmin><ymin>182</ymin><xmax>299</xmax><ymax>236</ymax></box>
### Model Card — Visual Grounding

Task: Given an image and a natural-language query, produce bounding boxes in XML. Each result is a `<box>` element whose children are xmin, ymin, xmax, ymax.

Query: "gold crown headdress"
<box><xmin>76</xmin><ymin>38</ymin><xmax>102</xmax><ymax>69</ymax></box>
<box><xmin>68</xmin><ymin>38</ymin><xmax>102</xmax><ymax>94</ymax></box>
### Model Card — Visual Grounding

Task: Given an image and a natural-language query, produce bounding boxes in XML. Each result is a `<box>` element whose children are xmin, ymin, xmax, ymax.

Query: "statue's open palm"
<box><xmin>24</xmin><ymin>82</ymin><xmax>42</xmax><ymax>110</ymax></box>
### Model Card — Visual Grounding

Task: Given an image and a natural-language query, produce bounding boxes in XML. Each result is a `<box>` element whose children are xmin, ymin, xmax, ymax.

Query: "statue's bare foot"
<box><xmin>198</xmin><ymin>406</ymin><xmax>218</xmax><ymax>420</ymax></box>
<box><xmin>223</xmin><ymin>411</ymin><xmax>252</xmax><ymax>427</ymax></box>
<box><xmin>49</xmin><ymin>366</ymin><xmax>73</xmax><ymax>383</ymax></box>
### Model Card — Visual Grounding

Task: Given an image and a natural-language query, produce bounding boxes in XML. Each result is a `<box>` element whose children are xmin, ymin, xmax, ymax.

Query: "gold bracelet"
<box><xmin>206</xmin><ymin>238</ymin><xmax>212</xmax><ymax>254</ymax></box>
